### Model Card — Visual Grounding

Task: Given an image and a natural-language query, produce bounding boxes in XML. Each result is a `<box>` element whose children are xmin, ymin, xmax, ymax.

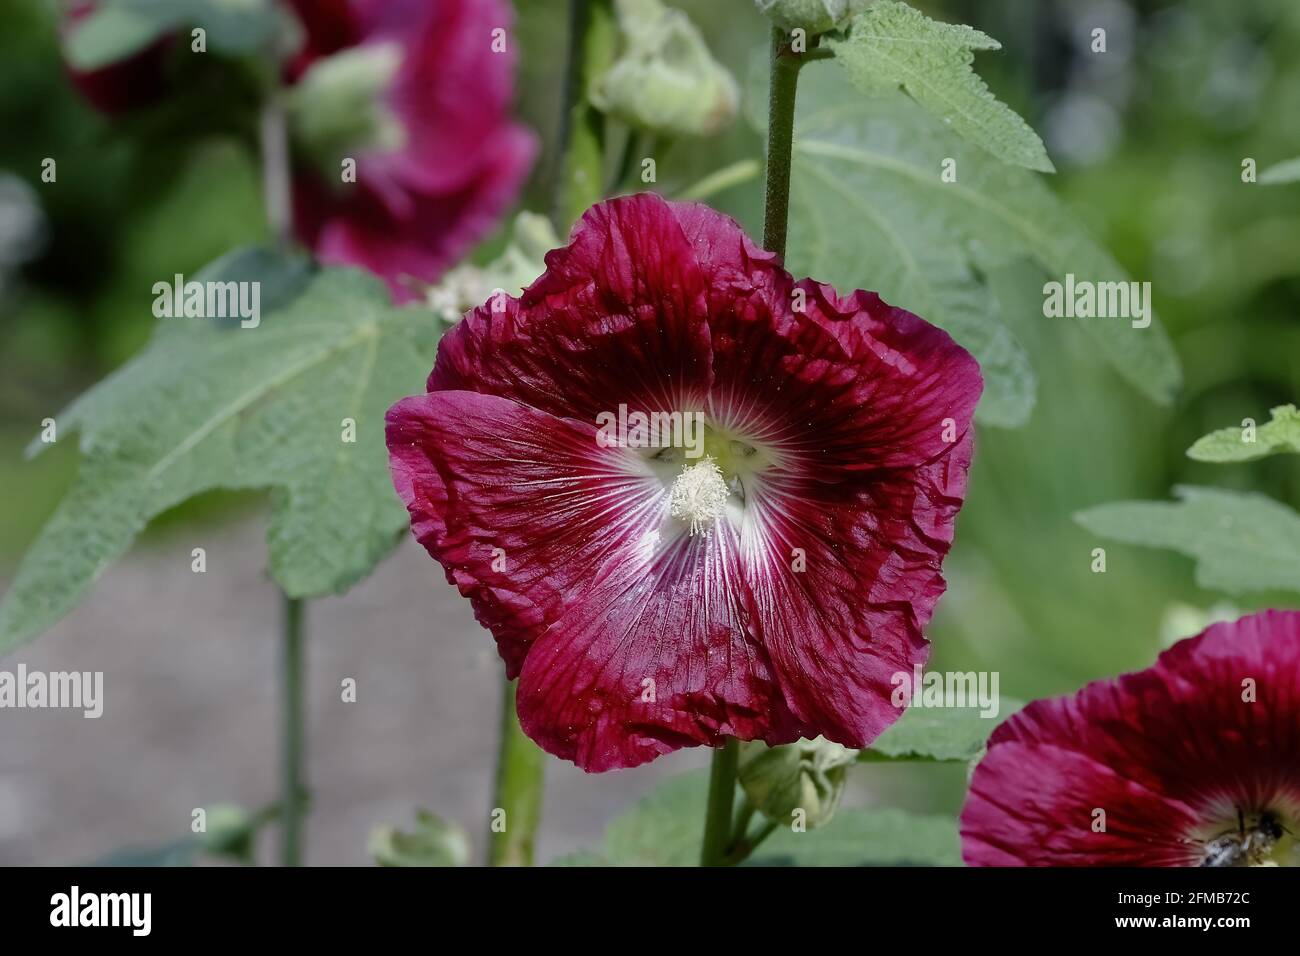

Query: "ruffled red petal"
<box><xmin>388</xmin><ymin>193</ymin><xmax>982</xmax><ymax>770</ymax></box>
<box><xmin>961</xmin><ymin>610</ymin><xmax>1300</xmax><ymax>865</ymax></box>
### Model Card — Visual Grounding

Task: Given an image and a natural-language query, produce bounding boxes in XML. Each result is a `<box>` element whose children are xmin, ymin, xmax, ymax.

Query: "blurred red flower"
<box><xmin>961</xmin><ymin>610</ymin><xmax>1300</xmax><ymax>866</ymax></box>
<box><xmin>286</xmin><ymin>0</ymin><xmax>536</xmax><ymax>299</ymax></box>
<box><xmin>386</xmin><ymin>193</ymin><xmax>981</xmax><ymax>771</ymax></box>
<box><xmin>63</xmin><ymin>0</ymin><xmax>536</xmax><ymax>299</ymax></box>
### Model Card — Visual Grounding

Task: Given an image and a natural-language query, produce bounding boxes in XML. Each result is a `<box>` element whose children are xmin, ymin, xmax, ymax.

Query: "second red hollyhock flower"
<box><xmin>286</xmin><ymin>0</ymin><xmax>536</xmax><ymax>299</ymax></box>
<box><xmin>962</xmin><ymin>610</ymin><xmax>1300</xmax><ymax>866</ymax></box>
<box><xmin>387</xmin><ymin>194</ymin><xmax>982</xmax><ymax>771</ymax></box>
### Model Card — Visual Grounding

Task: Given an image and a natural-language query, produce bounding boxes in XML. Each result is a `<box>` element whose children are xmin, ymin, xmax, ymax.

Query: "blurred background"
<box><xmin>0</xmin><ymin>0</ymin><xmax>1297</xmax><ymax>864</ymax></box>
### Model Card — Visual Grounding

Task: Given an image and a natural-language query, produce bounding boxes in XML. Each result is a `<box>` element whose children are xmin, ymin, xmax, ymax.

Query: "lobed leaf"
<box><xmin>827</xmin><ymin>1</ymin><xmax>1054</xmax><ymax>173</ymax></box>
<box><xmin>782</xmin><ymin>67</ymin><xmax>1181</xmax><ymax>421</ymax></box>
<box><xmin>1187</xmin><ymin>404</ymin><xmax>1300</xmax><ymax>463</ymax></box>
<box><xmin>1075</xmin><ymin>486</ymin><xmax>1300</xmax><ymax>597</ymax></box>
<box><xmin>0</xmin><ymin>253</ymin><xmax>439</xmax><ymax>653</ymax></box>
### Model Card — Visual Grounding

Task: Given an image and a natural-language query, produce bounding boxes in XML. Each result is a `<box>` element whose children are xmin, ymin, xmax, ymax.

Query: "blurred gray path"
<box><xmin>0</xmin><ymin>513</ymin><xmax>703</xmax><ymax>866</ymax></box>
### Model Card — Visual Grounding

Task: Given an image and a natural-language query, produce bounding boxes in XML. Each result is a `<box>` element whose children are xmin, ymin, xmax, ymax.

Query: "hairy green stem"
<box><xmin>554</xmin><ymin>0</ymin><xmax>616</xmax><ymax>232</ymax></box>
<box><xmin>278</xmin><ymin>593</ymin><xmax>306</xmax><ymax>866</ymax></box>
<box><xmin>700</xmin><ymin>738</ymin><xmax>740</xmax><ymax>866</ymax></box>
<box><xmin>762</xmin><ymin>26</ymin><xmax>807</xmax><ymax>259</ymax></box>
<box><xmin>487</xmin><ymin>679</ymin><xmax>546</xmax><ymax>866</ymax></box>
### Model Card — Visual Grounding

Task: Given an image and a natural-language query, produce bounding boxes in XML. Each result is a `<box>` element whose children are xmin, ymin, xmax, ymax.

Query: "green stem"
<box><xmin>715</xmin><ymin>796</ymin><xmax>781</xmax><ymax>866</ymax></box>
<box><xmin>279</xmin><ymin>593</ymin><xmax>305</xmax><ymax>866</ymax></box>
<box><xmin>554</xmin><ymin>0</ymin><xmax>617</xmax><ymax>232</ymax></box>
<box><xmin>487</xmin><ymin>678</ymin><xmax>546</xmax><ymax>866</ymax></box>
<box><xmin>728</xmin><ymin>797</ymin><xmax>757</xmax><ymax>851</ymax></box>
<box><xmin>609</xmin><ymin>128</ymin><xmax>641</xmax><ymax>194</ymax></box>
<box><xmin>762</xmin><ymin>26</ymin><xmax>807</xmax><ymax>259</ymax></box>
<box><xmin>677</xmin><ymin>158</ymin><xmax>762</xmax><ymax>203</ymax></box>
<box><xmin>258</xmin><ymin>91</ymin><xmax>293</xmax><ymax>250</ymax></box>
<box><xmin>700</xmin><ymin>738</ymin><xmax>739</xmax><ymax>866</ymax></box>
<box><xmin>259</xmin><ymin>50</ymin><xmax>308</xmax><ymax>868</ymax></box>
<box><xmin>731</xmin><ymin>818</ymin><xmax>779</xmax><ymax>863</ymax></box>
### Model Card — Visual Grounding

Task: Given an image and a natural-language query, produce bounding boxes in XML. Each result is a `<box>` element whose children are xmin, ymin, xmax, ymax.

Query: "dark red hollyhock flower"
<box><xmin>387</xmin><ymin>194</ymin><xmax>981</xmax><ymax>771</ymax></box>
<box><xmin>286</xmin><ymin>0</ymin><xmax>537</xmax><ymax>299</ymax></box>
<box><xmin>962</xmin><ymin>610</ymin><xmax>1300</xmax><ymax>866</ymax></box>
<box><xmin>63</xmin><ymin>2</ymin><xmax>172</xmax><ymax>115</ymax></box>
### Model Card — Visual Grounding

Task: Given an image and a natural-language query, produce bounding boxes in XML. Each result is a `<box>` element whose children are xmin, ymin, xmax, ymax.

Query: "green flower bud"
<box><xmin>287</xmin><ymin>42</ymin><xmax>405</xmax><ymax>172</ymax></box>
<box><xmin>369</xmin><ymin>809</ymin><xmax>471</xmax><ymax>867</ymax></box>
<box><xmin>754</xmin><ymin>0</ymin><xmax>871</xmax><ymax>36</ymax></box>
<box><xmin>738</xmin><ymin>737</ymin><xmax>857</xmax><ymax>830</ymax></box>
<box><xmin>425</xmin><ymin>212</ymin><xmax>559</xmax><ymax>326</ymax></box>
<box><xmin>593</xmin><ymin>0</ymin><xmax>738</xmax><ymax>137</ymax></box>
<box><xmin>199</xmin><ymin>803</ymin><xmax>258</xmax><ymax>863</ymax></box>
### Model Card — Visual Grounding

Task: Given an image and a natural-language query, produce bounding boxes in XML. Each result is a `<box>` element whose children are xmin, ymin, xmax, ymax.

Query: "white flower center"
<box><xmin>667</xmin><ymin>456</ymin><xmax>730</xmax><ymax>536</ymax></box>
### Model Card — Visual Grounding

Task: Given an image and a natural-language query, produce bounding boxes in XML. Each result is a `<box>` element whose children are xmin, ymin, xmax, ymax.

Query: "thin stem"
<box><xmin>554</xmin><ymin>0</ymin><xmax>616</xmax><ymax>232</ymax></box>
<box><xmin>762</xmin><ymin>26</ymin><xmax>807</xmax><ymax>259</ymax></box>
<box><xmin>609</xmin><ymin>127</ymin><xmax>641</xmax><ymax>194</ymax></box>
<box><xmin>487</xmin><ymin>678</ymin><xmax>546</xmax><ymax>866</ymax></box>
<box><xmin>259</xmin><ymin>48</ymin><xmax>307</xmax><ymax>869</ymax></box>
<box><xmin>279</xmin><ymin>593</ymin><xmax>306</xmax><ymax>866</ymax></box>
<box><xmin>728</xmin><ymin>797</ymin><xmax>757</xmax><ymax>851</ymax></box>
<box><xmin>258</xmin><ymin>93</ymin><xmax>293</xmax><ymax>249</ymax></box>
<box><xmin>716</xmin><ymin>796</ymin><xmax>781</xmax><ymax>866</ymax></box>
<box><xmin>676</xmin><ymin>158</ymin><xmax>762</xmax><ymax>202</ymax></box>
<box><xmin>700</xmin><ymin>738</ymin><xmax>740</xmax><ymax>866</ymax></box>
<box><xmin>731</xmin><ymin>818</ymin><xmax>779</xmax><ymax>863</ymax></box>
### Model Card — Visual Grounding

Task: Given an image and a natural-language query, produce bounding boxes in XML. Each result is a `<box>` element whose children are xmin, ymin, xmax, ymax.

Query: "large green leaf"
<box><xmin>782</xmin><ymin>68</ymin><xmax>1181</xmax><ymax>425</ymax></box>
<box><xmin>828</xmin><ymin>1</ymin><xmax>1053</xmax><ymax>173</ymax></box>
<box><xmin>603</xmin><ymin>770</ymin><xmax>708</xmax><ymax>866</ymax></box>
<box><xmin>1187</xmin><ymin>404</ymin><xmax>1300</xmax><ymax>463</ymax></box>
<box><xmin>862</xmin><ymin>700</ymin><xmax>1022</xmax><ymax>763</ymax></box>
<box><xmin>749</xmin><ymin>807</ymin><xmax>962</xmax><ymax>866</ymax></box>
<box><xmin>0</xmin><ymin>257</ymin><xmax>438</xmax><ymax>652</ymax></box>
<box><xmin>1075</xmin><ymin>486</ymin><xmax>1300</xmax><ymax>597</ymax></box>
